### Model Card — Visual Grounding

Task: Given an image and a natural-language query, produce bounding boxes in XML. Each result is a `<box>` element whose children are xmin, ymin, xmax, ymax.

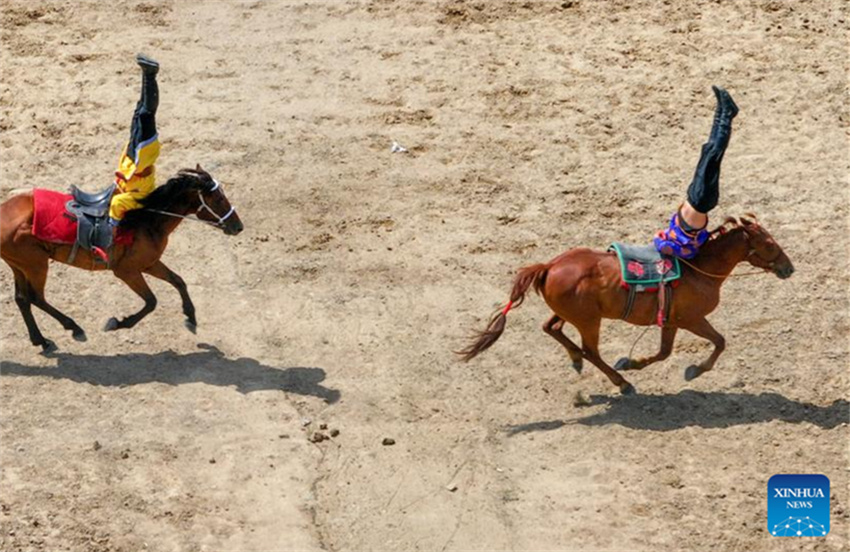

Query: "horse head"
<box><xmin>180</xmin><ymin>164</ymin><xmax>244</xmax><ymax>236</ymax></box>
<box><xmin>739</xmin><ymin>215</ymin><xmax>794</xmax><ymax>279</ymax></box>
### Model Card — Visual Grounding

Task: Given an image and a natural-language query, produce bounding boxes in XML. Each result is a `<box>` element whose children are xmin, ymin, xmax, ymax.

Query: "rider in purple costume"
<box><xmin>654</xmin><ymin>86</ymin><xmax>738</xmax><ymax>259</ymax></box>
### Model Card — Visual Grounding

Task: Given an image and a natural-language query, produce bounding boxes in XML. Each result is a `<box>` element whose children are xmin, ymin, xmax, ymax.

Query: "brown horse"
<box><xmin>0</xmin><ymin>166</ymin><xmax>243</xmax><ymax>353</ymax></box>
<box><xmin>459</xmin><ymin>216</ymin><xmax>794</xmax><ymax>395</ymax></box>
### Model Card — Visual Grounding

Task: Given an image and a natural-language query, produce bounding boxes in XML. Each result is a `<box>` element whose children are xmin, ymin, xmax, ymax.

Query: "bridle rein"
<box><xmin>679</xmin><ymin>230</ymin><xmax>778</xmax><ymax>279</ymax></box>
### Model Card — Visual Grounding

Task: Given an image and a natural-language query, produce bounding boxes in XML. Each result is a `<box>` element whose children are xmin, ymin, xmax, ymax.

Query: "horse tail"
<box><xmin>457</xmin><ymin>263</ymin><xmax>549</xmax><ymax>362</ymax></box>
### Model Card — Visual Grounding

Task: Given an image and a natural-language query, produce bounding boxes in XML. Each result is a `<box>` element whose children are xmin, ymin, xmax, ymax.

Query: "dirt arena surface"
<box><xmin>1</xmin><ymin>1</ymin><xmax>848</xmax><ymax>550</ymax></box>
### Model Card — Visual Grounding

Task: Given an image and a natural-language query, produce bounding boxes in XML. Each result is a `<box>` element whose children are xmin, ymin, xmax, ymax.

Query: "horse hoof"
<box><xmin>620</xmin><ymin>382</ymin><xmax>636</xmax><ymax>396</ymax></box>
<box><xmin>184</xmin><ymin>319</ymin><xmax>197</xmax><ymax>334</ymax></box>
<box><xmin>39</xmin><ymin>339</ymin><xmax>58</xmax><ymax>356</ymax></box>
<box><xmin>72</xmin><ymin>330</ymin><xmax>87</xmax><ymax>342</ymax></box>
<box><xmin>684</xmin><ymin>364</ymin><xmax>701</xmax><ymax>381</ymax></box>
<box><xmin>103</xmin><ymin>317</ymin><xmax>119</xmax><ymax>332</ymax></box>
<box><xmin>614</xmin><ymin>357</ymin><xmax>632</xmax><ymax>371</ymax></box>
<box><xmin>571</xmin><ymin>360</ymin><xmax>583</xmax><ymax>374</ymax></box>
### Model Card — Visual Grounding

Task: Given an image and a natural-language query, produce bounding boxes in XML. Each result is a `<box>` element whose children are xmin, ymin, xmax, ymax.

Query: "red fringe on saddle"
<box><xmin>32</xmin><ymin>189</ymin><xmax>134</xmax><ymax>246</ymax></box>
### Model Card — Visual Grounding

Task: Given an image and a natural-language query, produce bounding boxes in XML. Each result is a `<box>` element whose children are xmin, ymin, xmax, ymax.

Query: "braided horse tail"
<box><xmin>456</xmin><ymin>263</ymin><xmax>549</xmax><ymax>362</ymax></box>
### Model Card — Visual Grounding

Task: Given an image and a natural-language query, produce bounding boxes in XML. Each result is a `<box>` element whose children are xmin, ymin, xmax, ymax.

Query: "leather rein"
<box><xmin>677</xmin><ymin>247</ymin><xmax>778</xmax><ymax>279</ymax></box>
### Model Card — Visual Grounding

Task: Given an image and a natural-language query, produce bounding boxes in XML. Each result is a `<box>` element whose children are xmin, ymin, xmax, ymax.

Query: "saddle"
<box><xmin>608</xmin><ymin>242</ymin><xmax>682</xmax><ymax>326</ymax></box>
<box><xmin>65</xmin><ymin>184</ymin><xmax>116</xmax><ymax>264</ymax></box>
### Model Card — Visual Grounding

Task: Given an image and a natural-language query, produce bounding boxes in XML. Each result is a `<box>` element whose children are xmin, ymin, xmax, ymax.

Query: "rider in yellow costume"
<box><xmin>109</xmin><ymin>54</ymin><xmax>161</xmax><ymax>225</ymax></box>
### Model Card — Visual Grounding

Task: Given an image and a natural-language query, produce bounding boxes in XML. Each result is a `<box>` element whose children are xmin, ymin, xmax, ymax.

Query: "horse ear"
<box><xmin>196</xmin><ymin>163</ymin><xmax>203</xmax><ymax>172</ymax></box>
<box><xmin>739</xmin><ymin>216</ymin><xmax>757</xmax><ymax>230</ymax></box>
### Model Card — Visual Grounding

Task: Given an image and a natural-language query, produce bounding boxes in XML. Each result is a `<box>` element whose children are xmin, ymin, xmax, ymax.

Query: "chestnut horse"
<box><xmin>0</xmin><ymin>166</ymin><xmax>243</xmax><ymax>353</ymax></box>
<box><xmin>459</xmin><ymin>216</ymin><xmax>794</xmax><ymax>395</ymax></box>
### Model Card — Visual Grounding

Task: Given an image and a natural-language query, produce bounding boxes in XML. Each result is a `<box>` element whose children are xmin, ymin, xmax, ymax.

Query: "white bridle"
<box><xmin>149</xmin><ymin>179</ymin><xmax>236</xmax><ymax>228</ymax></box>
<box><xmin>197</xmin><ymin>179</ymin><xmax>236</xmax><ymax>225</ymax></box>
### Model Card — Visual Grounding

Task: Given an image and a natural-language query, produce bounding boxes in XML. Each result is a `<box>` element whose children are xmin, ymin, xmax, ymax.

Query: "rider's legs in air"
<box><xmin>655</xmin><ymin>86</ymin><xmax>738</xmax><ymax>259</ymax></box>
<box><xmin>109</xmin><ymin>54</ymin><xmax>161</xmax><ymax>226</ymax></box>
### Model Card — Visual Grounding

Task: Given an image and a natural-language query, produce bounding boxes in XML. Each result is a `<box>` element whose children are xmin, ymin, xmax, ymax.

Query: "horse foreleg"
<box><xmin>105</xmin><ymin>270</ymin><xmax>157</xmax><ymax>331</ymax></box>
<box><xmin>615</xmin><ymin>326</ymin><xmax>677</xmax><ymax>372</ymax></box>
<box><xmin>143</xmin><ymin>261</ymin><xmax>197</xmax><ymax>333</ymax></box>
<box><xmin>577</xmin><ymin>319</ymin><xmax>635</xmax><ymax>395</ymax></box>
<box><xmin>11</xmin><ymin>269</ymin><xmax>55</xmax><ymax>354</ymax></box>
<box><xmin>681</xmin><ymin>317</ymin><xmax>726</xmax><ymax>381</ymax></box>
<box><xmin>541</xmin><ymin>315</ymin><xmax>583</xmax><ymax>374</ymax></box>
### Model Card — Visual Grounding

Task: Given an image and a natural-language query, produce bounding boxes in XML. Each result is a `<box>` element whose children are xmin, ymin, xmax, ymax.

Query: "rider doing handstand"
<box><xmin>109</xmin><ymin>54</ymin><xmax>161</xmax><ymax>227</ymax></box>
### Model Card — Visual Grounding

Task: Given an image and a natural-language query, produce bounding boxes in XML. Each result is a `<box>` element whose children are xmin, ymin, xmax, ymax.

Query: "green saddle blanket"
<box><xmin>609</xmin><ymin>242</ymin><xmax>682</xmax><ymax>286</ymax></box>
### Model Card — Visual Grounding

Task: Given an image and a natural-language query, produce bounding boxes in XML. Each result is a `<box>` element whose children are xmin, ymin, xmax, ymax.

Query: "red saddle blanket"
<box><xmin>32</xmin><ymin>189</ymin><xmax>134</xmax><ymax>246</ymax></box>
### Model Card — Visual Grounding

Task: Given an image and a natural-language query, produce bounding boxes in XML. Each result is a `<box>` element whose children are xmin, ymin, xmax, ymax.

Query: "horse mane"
<box><xmin>120</xmin><ymin>168</ymin><xmax>213</xmax><ymax>229</ymax></box>
<box><xmin>706</xmin><ymin>216</ymin><xmax>740</xmax><ymax>241</ymax></box>
<box><xmin>697</xmin><ymin>215</ymin><xmax>753</xmax><ymax>259</ymax></box>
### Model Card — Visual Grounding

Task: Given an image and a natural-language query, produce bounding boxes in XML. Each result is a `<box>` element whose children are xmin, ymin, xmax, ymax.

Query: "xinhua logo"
<box><xmin>767</xmin><ymin>474</ymin><xmax>830</xmax><ymax>537</ymax></box>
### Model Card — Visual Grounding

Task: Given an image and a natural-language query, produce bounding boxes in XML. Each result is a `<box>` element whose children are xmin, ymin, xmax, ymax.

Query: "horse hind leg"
<box><xmin>542</xmin><ymin>315</ymin><xmax>583</xmax><ymax>374</ymax></box>
<box><xmin>577</xmin><ymin>318</ymin><xmax>636</xmax><ymax>395</ymax></box>
<box><xmin>23</xmin><ymin>263</ymin><xmax>87</xmax><ymax>342</ymax></box>
<box><xmin>11</xmin><ymin>268</ymin><xmax>56</xmax><ymax>354</ymax></box>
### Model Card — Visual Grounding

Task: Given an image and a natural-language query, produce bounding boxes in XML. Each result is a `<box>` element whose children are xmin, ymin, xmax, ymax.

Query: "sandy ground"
<box><xmin>1</xmin><ymin>1</ymin><xmax>849</xmax><ymax>551</ymax></box>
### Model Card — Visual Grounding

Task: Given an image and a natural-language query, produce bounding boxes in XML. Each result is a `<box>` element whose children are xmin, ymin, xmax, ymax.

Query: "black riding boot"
<box><xmin>137</xmin><ymin>53</ymin><xmax>159</xmax><ymax>113</ymax></box>
<box><xmin>686</xmin><ymin>86</ymin><xmax>738</xmax><ymax>214</ymax></box>
<box><xmin>708</xmin><ymin>85</ymin><xmax>738</xmax><ymax>146</ymax></box>
<box><xmin>127</xmin><ymin>54</ymin><xmax>160</xmax><ymax>151</ymax></box>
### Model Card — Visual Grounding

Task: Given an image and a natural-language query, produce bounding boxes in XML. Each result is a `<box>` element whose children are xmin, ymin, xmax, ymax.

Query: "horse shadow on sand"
<box><xmin>506</xmin><ymin>390</ymin><xmax>848</xmax><ymax>435</ymax></box>
<box><xmin>0</xmin><ymin>343</ymin><xmax>340</xmax><ymax>404</ymax></box>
